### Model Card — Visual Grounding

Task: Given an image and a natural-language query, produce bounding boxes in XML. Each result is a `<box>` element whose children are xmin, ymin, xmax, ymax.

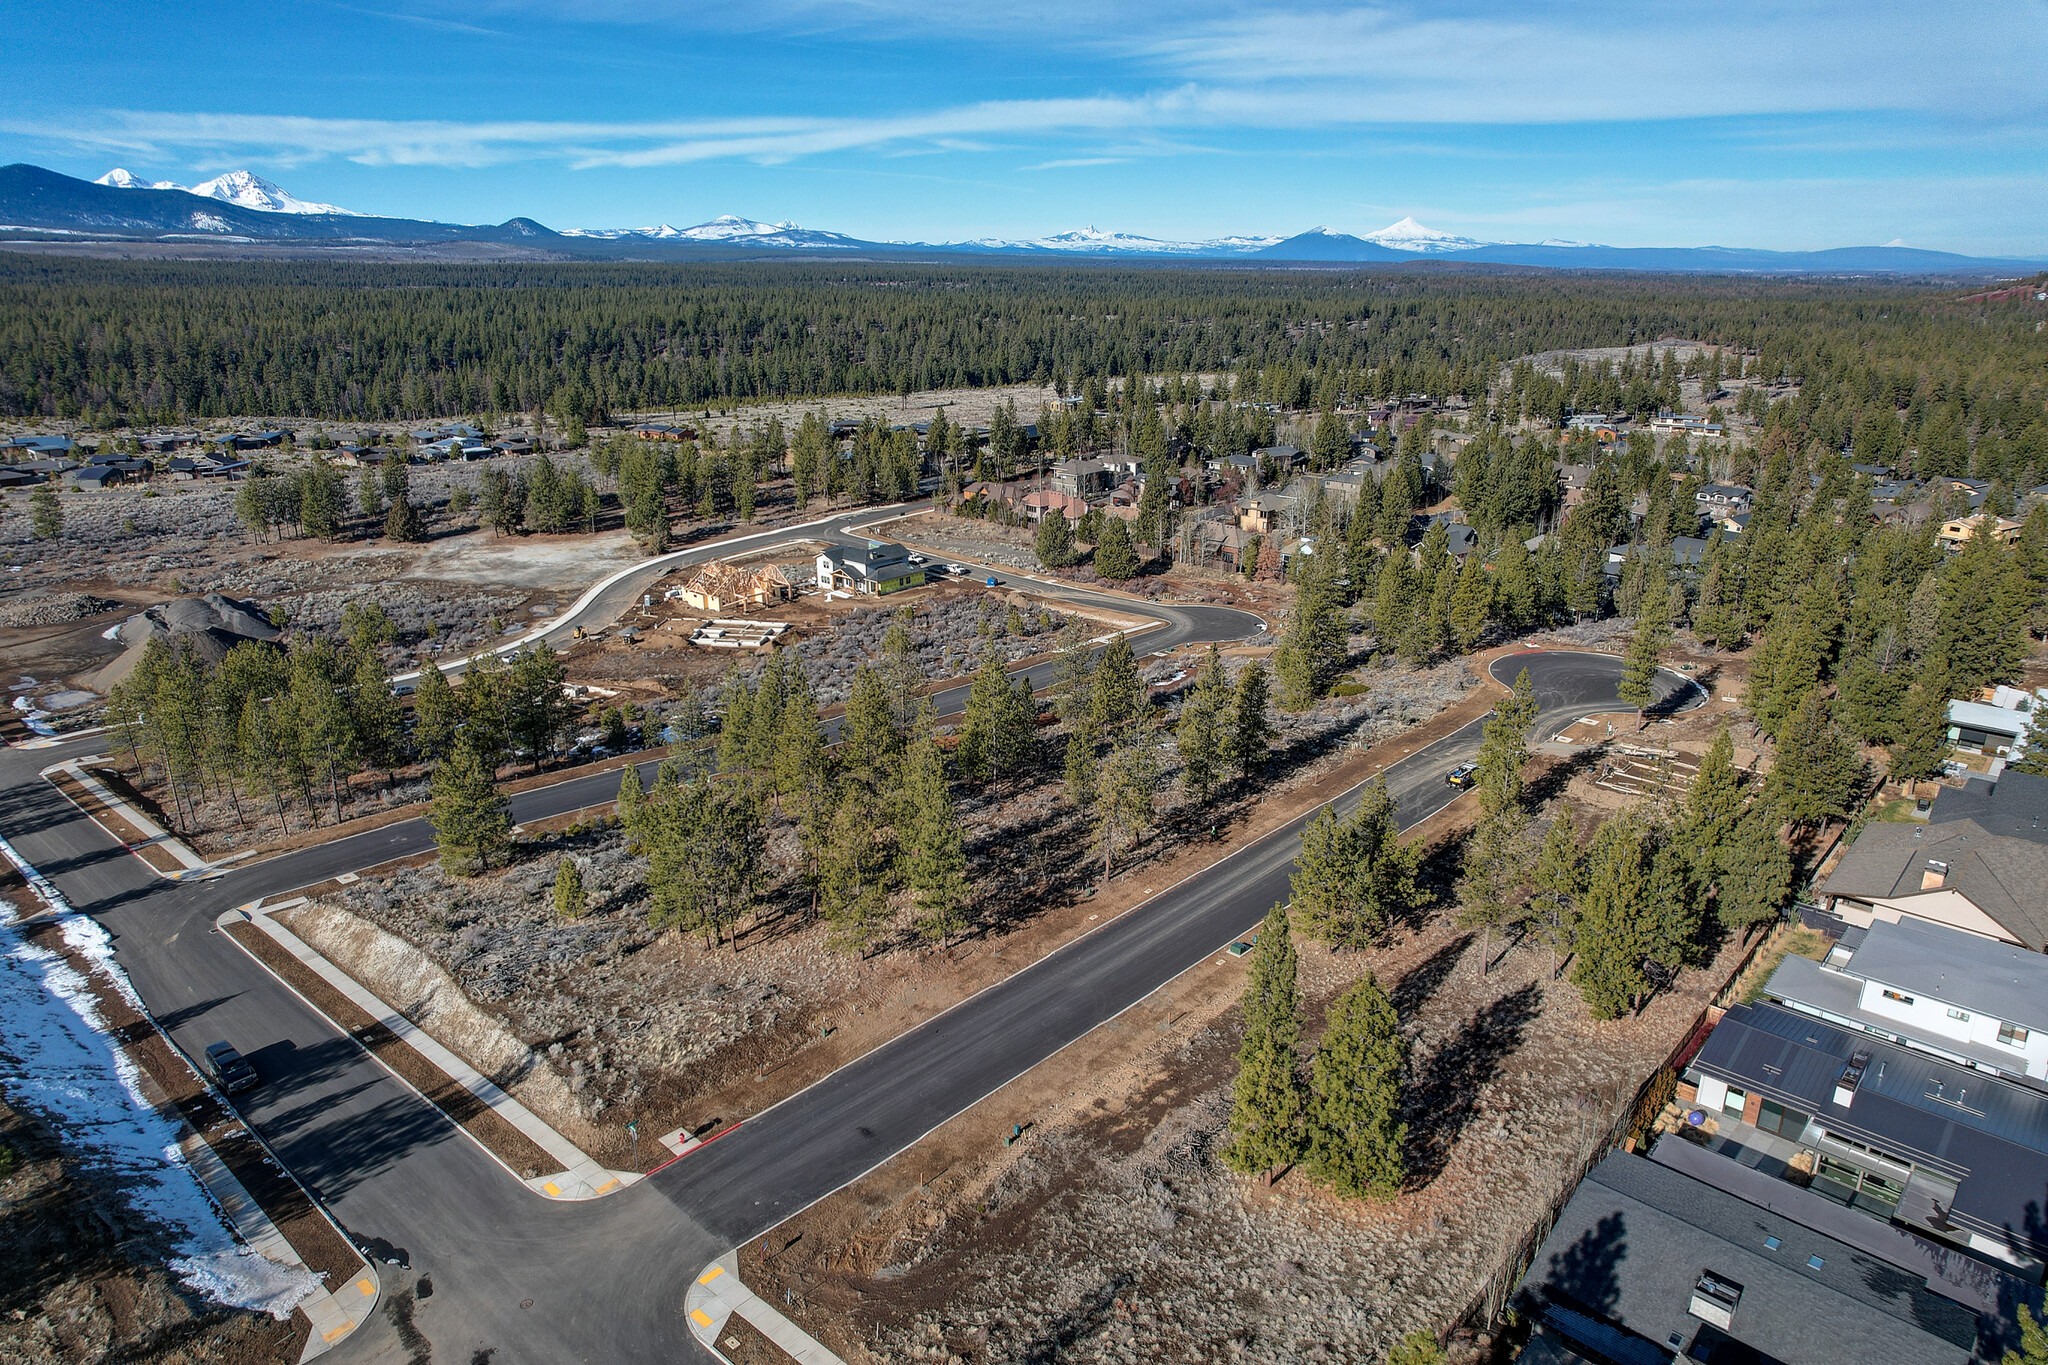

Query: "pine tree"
<box><xmin>1305</xmin><ymin>972</ymin><xmax>1407</xmax><ymax>1200</ymax></box>
<box><xmin>410</xmin><ymin>661</ymin><xmax>462</xmax><ymax>763</ymax></box>
<box><xmin>1225</xmin><ymin>661</ymin><xmax>1274</xmax><ymax>783</ymax></box>
<box><xmin>1093</xmin><ymin>730</ymin><xmax>1159</xmax><ymax>882</ymax></box>
<box><xmin>2009</xmin><ymin>722</ymin><xmax>2048</xmax><ymax>777</ymax></box>
<box><xmin>1387</xmin><ymin>1332</ymin><xmax>1446</xmax><ymax>1365</ymax></box>
<box><xmin>1447</xmin><ymin>550</ymin><xmax>1493</xmax><ymax>652</ymax></box>
<box><xmin>1090</xmin><ymin>634</ymin><xmax>1144</xmax><ymax>732</ymax></box>
<box><xmin>2002</xmin><ymin>1303</ymin><xmax>2048</xmax><ymax>1365</ymax></box>
<box><xmin>1274</xmin><ymin>574</ymin><xmax>1346</xmax><ymax>710</ymax></box>
<box><xmin>29</xmin><ymin>484</ymin><xmax>62</xmax><ymax>540</ymax></box>
<box><xmin>1888</xmin><ymin>660</ymin><xmax>1954</xmax><ymax>782</ymax></box>
<box><xmin>553</xmin><ymin>856</ymin><xmax>587</xmax><ymax>918</ymax></box>
<box><xmin>838</xmin><ymin>665</ymin><xmax>901</xmax><ymax>786</ymax></box>
<box><xmin>1225</xmin><ymin>902</ymin><xmax>1307</xmax><ymax>1183</ymax></box>
<box><xmin>1094</xmin><ymin>516</ymin><xmax>1140</xmax><ymax>580</ymax></box>
<box><xmin>1716</xmin><ymin>808</ymin><xmax>1793</xmax><ymax>935</ymax></box>
<box><xmin>1765</xmin><ymin>692</ymin><xmax>1864</xmax><ymax>831</ymax></box>
<box><xmin>1176</xmin><ymin>652</ymin><xmax>1226</xmax><ymax>806</ymax></box>
<box><xmin>1570</xmin><ymin>810</ymin><xmax>1654</xmax><ymax>1019</ymax></box>
<box><xmin>615</xmin><ymin>762</ymin><xmax>644</xmax><ymax>831</ymax></box>
<box><xmin>1035</xmin><ymin>510</ymin><xmax>1076</xmax><ymax>568</ymax></box>
<box><xmin>1527</xmin><ymin>811</ymin><xmax>1583</xmax><ymax>980</ymax></box>
<box><xmin>901</xmin><ymin>735</ymin><xmax>970</xmax><ymax>945</ymax></box>
<box><xmin>1290</xmin><ymin>805</ymin><xmax>1355</xmax><ymax>943</ymax></box>
<box><xmin>428</xmin><ymin>739</ymin><xmax>512</xmax><ymax>875</ymax></box>
<box><xmin>957</xmin><ymin>648</ymin><xmax>1016</xmax><ymax>782</ymax></box>
<box><xmin>1686</xmin><ymin>725</ymin><xmax>1743</xmax><ymax>852</ymax></box>
<box><xmin>1617</xmin><ymin>579</ymin><xmax>1671</xmax><ymax>723</ymax></box>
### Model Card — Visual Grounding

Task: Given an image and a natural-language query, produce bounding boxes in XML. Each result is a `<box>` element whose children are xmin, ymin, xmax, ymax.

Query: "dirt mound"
<box><xmin>89</xmin><ymin>593</ymin><xmax>280</xmax><ymax>692</ymax></box>
<box><xmin>0</xmin><ymin>592</ymin><xmax>121</xmax><ymax>629</ymax></box>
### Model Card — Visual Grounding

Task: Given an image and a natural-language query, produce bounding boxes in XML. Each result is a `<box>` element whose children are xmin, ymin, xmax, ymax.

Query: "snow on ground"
<box><xmin>0</xmin><ymin>910</ymin><xmax>322</xmax><ymax>1319</ymax></box>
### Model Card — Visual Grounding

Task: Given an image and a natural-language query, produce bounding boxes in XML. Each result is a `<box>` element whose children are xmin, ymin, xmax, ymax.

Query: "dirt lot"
<box><xmin>0</xmin><ymin>1097</ymin><xmax>305</xmax><ymax>1365</ymax></box>
<box><xmin>620</xmin><ymin>381</ymin><xmax>1067</xmax><ymax>448</ymax></box>
<box><xmin>733</xmin><ymin>853</ymin><xmax>1750</xmax><ymax>1365</ymax></box>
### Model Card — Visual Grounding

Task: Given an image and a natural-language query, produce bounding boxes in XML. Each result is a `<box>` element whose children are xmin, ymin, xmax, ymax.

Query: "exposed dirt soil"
<box><xmin>0</xmin><ymin>1097</ymin><xmax>309</xmax><ymax>1365</ymax></box>
<box><xmin>733</xmin><ymin>886</ymin><xmax>1752</xmax><ymax>1365</ymax></box>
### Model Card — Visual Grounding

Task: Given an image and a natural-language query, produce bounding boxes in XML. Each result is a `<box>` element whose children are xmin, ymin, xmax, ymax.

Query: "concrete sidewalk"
<box><xmin>41</xmin><ymin>757</ymin><xmax>217</xmax><ymax>881</ymax></box>
<box><xmin>225</xmin><ymin>897</ymin><xmax>639</xmax><ymax>1201</ymax></box>
<box><xmin>685</xmin><ymin>1254</ymin><xmax>847</xmax><ymax>1365</ymax></box>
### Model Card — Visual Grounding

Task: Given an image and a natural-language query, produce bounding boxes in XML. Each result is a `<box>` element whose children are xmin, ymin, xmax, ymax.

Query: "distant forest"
<box><xmin>0</xmin><ymin>258</ymin><xmax>2042</xmax><ymax>459</ymax></box>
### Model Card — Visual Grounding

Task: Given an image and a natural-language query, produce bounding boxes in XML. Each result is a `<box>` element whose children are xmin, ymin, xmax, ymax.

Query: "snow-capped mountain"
<box><xmin>1359</xmin><ymin>216</ymin><xmax>1490</xmax><ymax>254</ymax></box>
<box><xmin>563</xmin><ymin>214</ymin><xmax>863</xmax><ymax>249</ymax></box>
<box><xmin>94</xmin><ymin>168</ymin><xmax>359</xmax><ymax>216</ymax></box>
<box><xmin>953</xmin><ymin>226</ymin><xmax>1283</xmax><ymax>255</ymax></box>
<box><xmin>95</xmin><ymin>168</ymin><xmax>185</xmax><ymax>191</ymax></box>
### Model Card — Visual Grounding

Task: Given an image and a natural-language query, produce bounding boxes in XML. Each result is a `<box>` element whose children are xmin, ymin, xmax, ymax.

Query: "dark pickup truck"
<box><xmin>201</xmin><ymin>1041</ymin><xmax>259</xmax><ymax>1095</ymax></box>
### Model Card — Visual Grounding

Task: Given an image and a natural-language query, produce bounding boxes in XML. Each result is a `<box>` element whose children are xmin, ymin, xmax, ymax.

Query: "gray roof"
<box><xmin>1766</xmin><ymin>953</ymin><xmax>2042</xmax><ymax>1079</ymax></box>
<box><xmin>1694</xmin><ymin>1003</ymin><xmax>2048</xmax><ymax>1256</ymax></box>
<box><xmin>1845</xmin><ymin>918</ymin><xmax>2048</xmax><ymax>1035</ymax></box>
<box><xmin>1820</xmin><ymin>773</ymin><xmax>2048</xmax><ymax>950</ymax></box>
<box><xmin>1516</xmin><ymin>1152</ymin><xmax>1977</xmax><ymax>1365</ymax></box>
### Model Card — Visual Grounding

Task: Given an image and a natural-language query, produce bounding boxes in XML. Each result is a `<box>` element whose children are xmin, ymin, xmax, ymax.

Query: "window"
<box><xmin>1807</xmin><ymin>1255</ymin><xmax>1826</xmax><ymax>1270</ymax></box>
<box><xmin>2000</xmin><ymin>1022</ymin><xmax>2030</xmax><ymax>1048</ymax></box>
<box><xmin>1756</xmin><ymin>1101</ymin><xmax>1811</xmax><ymax>1139</ymax></box>
<box><xmin>1947</xmin><ymin>1008</ymin><xmax>1972</xmax><ymax>1022</ymax></box>
<box><xmin>1882</xmin><ymin>990</ymin><xmax>1916</xmax><ymax>1006</ymax></box>
<box><xmin>1721</xmin><ymin>1086</ymin><xmax>1748</xmax><ymax>1119</ymax></box>
<box><xmin>1762</xmin><ymin>1236</ymin><xmax>1782</xmax><ymax>1251</ymax></box>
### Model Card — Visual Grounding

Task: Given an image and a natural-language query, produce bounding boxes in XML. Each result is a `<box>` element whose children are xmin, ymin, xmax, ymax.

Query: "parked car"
<box><xmin>1445</xmin><ymin>762</ymin><xmax>1478</xmax><ymax>790</ymax></box>
<box><xmin>944</xmin><ymin>563</ymin><xmax>969</xmax><ymax>576</ymax></box>
<box><xmin>907</xmin><ymin>553</ymin><xmax>928</xmax><ymax>565</ymax></box>
<box><xmin>202</xmin><ymin>1040</ymin><xmax>259</xmax><ymax>1095</ymax></box>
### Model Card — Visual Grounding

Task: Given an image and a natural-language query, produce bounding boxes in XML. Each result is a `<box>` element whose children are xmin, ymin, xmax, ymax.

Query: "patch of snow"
<box><xmin>186</xmin><ymin>213</ymin><xmax>235</xmax><ymax>234</ymax></box>
<box><xmin>1362</xmin><ymin>216</ymin><xmax>1491</xmax><ymax>253</ymax></box>
<box><xmin>1883</xmin><ymin>237</ymin><xmax>1910</xmax><ymax>248</ymax></box>
<box><xmin>0</xmin><ymin>910</ymin><xmax>323</xmax><ymax>1319</ymax></box>
<box><xmin>953</xmin><ymin>226</ymin><xmax>1281</xmax><ymax>254</ymax></box>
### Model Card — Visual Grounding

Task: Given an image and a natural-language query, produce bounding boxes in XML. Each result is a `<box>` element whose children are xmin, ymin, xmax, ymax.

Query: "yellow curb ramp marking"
<box><xmin>542</xmin><ymin>1181</ymin><xmax>562</xmax><ymax>1197</ymax></box>
<box><xmin>595</xmin><ymin>1178</ymin><xmax>618</xmax><ymax>1194</ymax></box>
<box><xmin>689</xmin><ymin>1308</ymin><xmax>715</xmax><ymax>1328</ymax></box>
<box><xmin>356</xmin><ymin>1278</ymin><xmax>376</xmax><ymax>1296</ymax></box>
<box><xmin>322</xmin><ymin>1324</ymin><xmax>354</xmax><ymax>1342</ymax></box>
<box><xmin>697</xmin><ymin>1265</ymin><xmax>724</xmax><ymax>1285</ymax></box>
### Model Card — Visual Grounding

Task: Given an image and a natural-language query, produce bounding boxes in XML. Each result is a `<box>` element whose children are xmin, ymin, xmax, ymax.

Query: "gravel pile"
<box><xmin>0</xmin><ymin>592</ymin><xmax>120</xmax><ymax>628</ymax></box>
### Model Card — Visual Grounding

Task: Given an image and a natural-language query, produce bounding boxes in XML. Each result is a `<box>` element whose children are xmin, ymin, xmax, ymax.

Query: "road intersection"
<box><xmin>0</xmin><ymin>506</ymin><xmax>1702</xmax><ymax>1363</ymax></box>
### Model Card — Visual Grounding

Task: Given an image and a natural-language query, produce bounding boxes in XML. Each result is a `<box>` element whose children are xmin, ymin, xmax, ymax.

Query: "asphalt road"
<box><xmin>1</xmin><ymin>521</ymin><xmax>1699</xmax><ymax>1365</ymax></box>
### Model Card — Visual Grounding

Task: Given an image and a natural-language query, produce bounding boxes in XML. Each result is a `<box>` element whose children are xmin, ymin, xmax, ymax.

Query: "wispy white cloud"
<box><xmin>1023</xmin><ymin>157</ymin><xmax>1128</xmax><ymax>170</ymax></box>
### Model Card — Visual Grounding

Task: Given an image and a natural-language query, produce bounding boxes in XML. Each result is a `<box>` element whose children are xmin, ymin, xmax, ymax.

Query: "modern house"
<box><xmin>1938</xmin><ymin>512</ymin><xmax>2022</xmax><ymax>548</ymax></box>
<box><xmin>1237</xmin><ymin>494</ymin><xmax>1296</xmax><ymax>535</ymax></box>
<box><xmin>1815</xmin><ymin>770</ymin><xmax>2048</xmax><ymax>950</ymax></box>
<box><xmin>1687</xmin><ymin>1001</ymin><xmax>2048</xmax><ymax>1280</ymax></box>
<box><xmin>816</xmin><ymin>541</ymin><xmax>924</xmax><ymax>596</ymax></box>
<box><xmin>1049</xmin><ymin>458</ymin><xmax>1120</xmax><ymax>500</ymax></box>
<box><xmin>1947</xmin><ymin>685</ymin><xmax>2041</xmax><ymax>757</ymax></box>
<box><xmin>628</xmin><ymin>423</ymin><xmax>696</xmax><ymax>441</ymax></box>
<box><xmin>2</xmin><ymin>434</ymin><xmax>75</xmax><ymax>460</ymax></box>
<box><xmin>1513</xmin><ymin>1151</ymin><xmax>1979</xmax><ymax>1365</ymax></box>
<box><xmin>1766</xmin><ymin>917</ymin><xmax>2048</xmax><ymax>1084</ymax></box>
<box><xmin>1695</xmin><ymin>484</ymin><xmax>1753</xmax><ymax>516</ymax></box>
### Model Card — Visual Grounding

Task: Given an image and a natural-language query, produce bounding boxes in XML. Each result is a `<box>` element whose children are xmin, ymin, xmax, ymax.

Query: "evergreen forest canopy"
<box><xmin>1</xmin><ymin>257</ymin><xmax>2043</xmax><ymax>442</ymax></box>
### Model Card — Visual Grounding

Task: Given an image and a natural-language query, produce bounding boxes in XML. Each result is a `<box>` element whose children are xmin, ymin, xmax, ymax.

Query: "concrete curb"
<box><xmin>0</xmin><ymin>838</ymin><xmax>378</xmax><ymax>1358</ymax></box>
<box><xmin>686</xmin><ymin>1255</ymin><xmax>847</xmax><ymax>1365</ymax></box>
<box><xmin>40</xmin><ymin>757</ymin><xmax>218</xmax><ymax>881</ymax></box>
<box><xmin>222</xmin><ymin>897</ymin><xmax>638</xmax><ymax>1201</ymax></box>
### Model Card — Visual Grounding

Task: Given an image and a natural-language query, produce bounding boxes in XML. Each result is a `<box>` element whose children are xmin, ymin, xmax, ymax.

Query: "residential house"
<box><xmin>407</xmin><ymin>423</ymin><xmax>482</xmax><ymax>445</ymax></box>
<box><xmin>1815</xmin><ymin>769</ymin><xmax>2048</xmax><ymax>950</ymax></box>
<box><xmin>1021</xmin><ymin>489</ymin><xmax>1087</xmax><ymax>524</ymax></box>
<box><xmin>1513</xmin><ymin>1150</ymin><xmax>1979</xmax><ymax>1365</ymax></box>
<box><xmin>1183</xmin><ymin>514</ymin><xmax>1252</xmax><ymax>572</ymax></box>
<box><xmin>957</xmin><ymin>480</ymin><xmax>1025</xmax><ymax>515</ymax></box>
<box><xmin>677</xmin><ymin>562</ymin><xmax>797</xmax><ymax>614</ymax></box>
<box><xmin>1687</xmin><ymin>1000</ymin><xmax>2048</xmax><ymax>1279</ymax></box>
<box><xmin>1869</xmin><ymin>478</ymin><xmax>1924</xmax><ymax>505</ymax></box>
<box><xmin>2</xmin><ymin>434</ymin><xmax>74</xmax><ymax>460</ymax></box>
<box><xmin>628</xmin><ymin>423</ymin><xmax>697</xmax><ymax>441</ymax></box>
<box><xmin>1253</xmin><ymin>444</ymin><xmax>1305</xmax><ymax>473</ymax></box>
<box><xmin>1934</xmin><ymin>477</ymin><xmax>1993</xmax><ymax>509</ymax></box>
<box><xmin>68</xmin><ymin>465</ymin><xmax>127</xmax><ymax>490</ymax></box>
<box><xmin>221</xmin><ymin>429</ymin><xmax>292</xmax><ymax>451</ymax></box>
<box><xmin>1695</xmin><ymin>484</ymin><xmax>1753</xmax><ymax>516</ymax></box>
<box><xmin>1603</xmin><ymin>535</ymin><xmax>1712</xmax><ymax>578</ymax></box>
<box><xmin>1050</xmin><ymin>458</ymin><xmax>1119</xmax><ymax>500</ymax></box>
<box><xmin>419</xmin><ymin>436</ymin><xmax>495</xmax><ymax>461</ymax></box>
<box><xmin>0</xmin><ymin>467</ymin><xmax>39</xmax><ymax>489</ymax></box>
<box><xmin>1938</xmin><ymin>512</ymin><xmax>2021</xmax><ymax>548</ymax></box>
<box><xmin>1649</xmin><ymin>415</ymin><xmax>1725</xmax><ymax>440</ymax></box>
<box><xmin>1765</xmin><ymin>916</ymin><xmax>2048</xmax><ymax>1084</ymax></box>
<box><xmin>1947</xmin><ymin>684</ymin><xmax>2042</xmax><ymax>756</ymax></box>
<box><xmin>1237</xmin><ymin>493</ymin><xmax>1296</xmax><ymax>536</ymax></box>
<box><xmin>1850</xmin><ymin>462</ymin><xmax>1895</xmax><ymax>479</ymax></box>
<box><xmin>817</xmin><ymin>541</ymin><xmax>924</xmax><ymax>596</ymax></box>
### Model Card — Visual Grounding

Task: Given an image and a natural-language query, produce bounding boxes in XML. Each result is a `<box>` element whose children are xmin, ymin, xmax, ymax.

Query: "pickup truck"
<box><xmin>201</xmin><ymin>1040</ymin><xmax>259</xmax><ymax>1095</ymax></box>
<box><xmin>1445</xmin><ymin>762</ymin><xmax>1478</xmax><ymax>790</ymax></box>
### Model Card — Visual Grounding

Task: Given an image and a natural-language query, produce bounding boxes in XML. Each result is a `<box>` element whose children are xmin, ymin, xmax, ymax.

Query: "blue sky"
<box><xmin>3</xmin><ymin>0</ymin><xmax>2044</xmax><ymax>254</ymax></box>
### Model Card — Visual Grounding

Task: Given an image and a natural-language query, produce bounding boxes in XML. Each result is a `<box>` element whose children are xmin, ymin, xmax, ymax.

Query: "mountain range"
<box><xmin>4</xmin><ymin>163</ymin><xmax>2041</xmax><ymax>275</ymax></box>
